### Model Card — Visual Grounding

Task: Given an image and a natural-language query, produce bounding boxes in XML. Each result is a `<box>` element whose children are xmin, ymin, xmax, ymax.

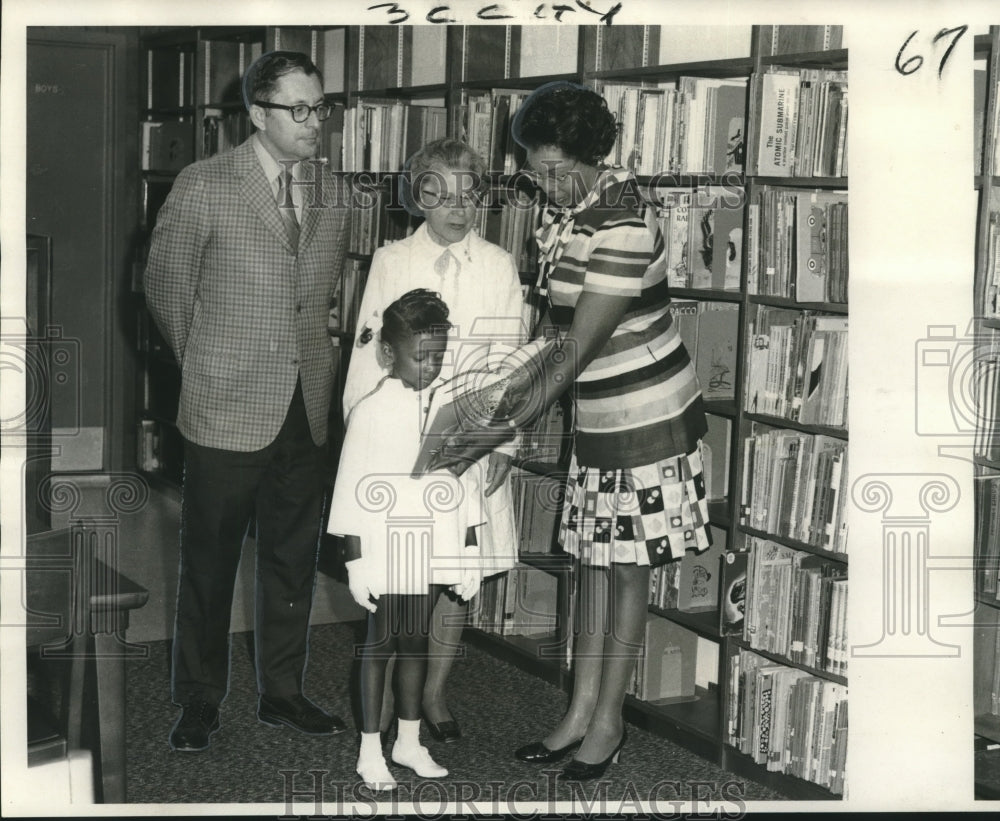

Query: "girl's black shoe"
<box><xmin>557</xmin><ymin>727</ymin><xmax>628</xmax><ymax>781</ymax></box>
<box><xmin>514</xmin><ymin>737</ymin><xmax>583</xmax><ymax>764</ymax></box>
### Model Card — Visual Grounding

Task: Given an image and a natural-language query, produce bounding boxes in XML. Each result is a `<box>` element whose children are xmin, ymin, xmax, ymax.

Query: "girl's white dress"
<box><xmin>328</xmin><ymin>377</ymin><xmax>485</xmax><ymax>596</ymax></box>
<box><xmin>342</xmin><ymin>223</ymin><xmax>526</xmax><ymax>577</ymax></box>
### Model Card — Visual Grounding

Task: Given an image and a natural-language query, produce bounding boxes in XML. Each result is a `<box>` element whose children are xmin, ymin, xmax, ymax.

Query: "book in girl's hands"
<box><xmin>412</xmin><ymin>370</ymin><xmax>517</xmax><ymax>477</ymax></box>
<box><xmin>413</xmin><ymin>338</ymin><xmax>557</xmax><ymax>477</ymax></box>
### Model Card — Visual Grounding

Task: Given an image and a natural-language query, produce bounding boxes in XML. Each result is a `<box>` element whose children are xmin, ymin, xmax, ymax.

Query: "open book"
<box><xmin>411</xmin><ymin>337</ymin><xmax>555</xmax><ymax>477</ymax></box>
<box><xmin>411</xmin><ymin>370</ymin><xmax>517</xmax><ymax>477</ymax></box>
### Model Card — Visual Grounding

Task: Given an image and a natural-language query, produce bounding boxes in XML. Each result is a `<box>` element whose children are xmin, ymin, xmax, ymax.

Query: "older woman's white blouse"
<box><xmin>342</xmin><ymin>223</ymin><xmax>528</xmax><ymax>576</ymax></box>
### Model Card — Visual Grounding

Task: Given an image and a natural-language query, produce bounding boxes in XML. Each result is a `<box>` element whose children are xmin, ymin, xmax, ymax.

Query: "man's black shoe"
<box><xmin>169</xmin><ymin>701</ymin><xmax>220</xmax><ymax>752</ymax></box>
<box><xmin>257</xmin><ymin>694</ymin><xmax>347</xmax><ymax>736</ymax></box>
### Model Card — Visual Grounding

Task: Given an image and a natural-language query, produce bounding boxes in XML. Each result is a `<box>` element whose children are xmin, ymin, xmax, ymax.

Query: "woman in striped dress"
<box><xmin>445</xmin><ymin>81</ymin><xmax>713</xmax><ymax>781</ymax></box>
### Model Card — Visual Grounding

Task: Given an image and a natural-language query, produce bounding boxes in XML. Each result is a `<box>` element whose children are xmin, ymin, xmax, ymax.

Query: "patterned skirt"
<box><xmin>558</xmin><ymin>442</ymin><xmax>713</xmax><ymax>568</ymax></box>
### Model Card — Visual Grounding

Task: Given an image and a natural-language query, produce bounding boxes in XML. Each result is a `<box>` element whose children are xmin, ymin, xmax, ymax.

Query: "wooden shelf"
<box><xmin>707</xmin><ymin>499</ymin><xmax>731</xmax><ymax>529</ymax></box>
<box><xmin>976</xmin><ymin>594</ymin><xmax>1000</xmax><ymax>612</ymax></box>
<box><xmin>464</xmin><ymin>628</ymin><xmax>568</xmax><ymax>689</ymax></box>
<box><xmin>750</xmin><ymin>176</ymin><xmax>847</xmax><ymax>189</ymax></box>
<box><xmin>722</xmin><ymin>747</ymin><xmax>842</xmax><ymax>800</ymax></box>
<box><xmin>746</xmin><ymin>294</ymin><xmax>848</xmax><ymax>314</ymax></box>
<box><xmin>976</xmin><ymin>714</ymin><xmax>1000</xmax><ymax>745</ymax></box>
<box><xmin>740</xmin><ymin>525</ymin><xmax>848</xmax><ymax>564</ymax></box>
<box><xmin>705</xmin><ymin>399</ymin><xmax>739</xmax><ymax>418</ymax></box>
<box><xmin>639</xmin><ymin>173</ymin><xmax>746</xmax><ymax>188</ymax></box>
<box><xmin>586</xmin><ymin>56</ymin><xmax>754</xmax><ymax>82</ymax></box>
<box><xmin>350</xmin><ymin>83</ymin><xmax>449</xmax><ymax>100</ymax></box>
<box><xmin>143</xmin><ymin>107</ymin><xmax>195</xmax><ymax>118</ymax></box>
<box><xmin>668</xmin><ymin>287</ymin><xmax>743</xmax><ymax>303</ymax></box>
<box><xmin>733</xmin><ymin>639</ymin><xmax>847</xmax><ymax>686</ymax></box>
<box><xmin>624</xmin><ymin>686</ymin><xmax>722</xmax><ymax>762</ymax></box>
<box><xmin>517</xmin><ymin>552</ymin><xmax>572</xmax><ymax>574</ymax></box>
<box><xmin>648</xmin><ymin>605</ymin><xmax>721</xmax><ymax>639</ymax></box>
<box><xmin>744</xmin><ymin>411</ymin><xmax>848</xmax><ymax>441</ymax></box>
<box><xmin>458</xmin><ymin>72</ymin><xmax>578</xmax><ymax>91</ymax></box>
<box><xmin>760</xmin><ymin>47</ymin><xmax>848</xmax><ymax>70</ymax></box>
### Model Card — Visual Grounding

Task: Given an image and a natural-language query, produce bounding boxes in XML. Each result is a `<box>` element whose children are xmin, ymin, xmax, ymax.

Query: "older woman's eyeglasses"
<box><xmin>253</xmin><ymin>100</ymin><xmax>334</xmax><ymax>123</ymax></box>
<box><xmin>416</xmin><ymin>189</ymin><xmax>485</xmax><ymax>209</ymax></box>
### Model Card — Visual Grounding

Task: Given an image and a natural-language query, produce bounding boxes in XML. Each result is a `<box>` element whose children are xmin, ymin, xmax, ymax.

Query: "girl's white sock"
<box><xmin>396</xmin><ymin>718</ymin><xmax>421</xmax><ymax>748</ymax></box>
<box><xmin>359</xmin><ymin>731</ymin><xmax>383</xmax><ymax>761</ymax></box>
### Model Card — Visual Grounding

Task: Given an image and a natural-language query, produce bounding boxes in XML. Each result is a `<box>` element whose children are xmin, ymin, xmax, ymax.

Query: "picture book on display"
<box><xmin>411</xmin><ymin>369</ymin><xmax>516</xmax><ymax>477</ymax></box>
<box><xmin>412</xmin><ymin>338</ymin><xmax>553</xmax><ymax>477</ymax></box>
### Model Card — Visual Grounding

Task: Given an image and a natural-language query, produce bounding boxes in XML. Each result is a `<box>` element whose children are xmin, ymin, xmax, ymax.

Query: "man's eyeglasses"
<box><xmin>253</xmin><ymin>100</ymin><xmax>333</xmax><ymax>123</ymax></box>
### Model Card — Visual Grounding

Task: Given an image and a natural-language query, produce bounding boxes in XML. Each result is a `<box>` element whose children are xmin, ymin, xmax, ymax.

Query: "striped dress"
<box><xmin>538</xmin><ymin>168</ymin><xmax>712</xmax><ymax>567</ymax></box>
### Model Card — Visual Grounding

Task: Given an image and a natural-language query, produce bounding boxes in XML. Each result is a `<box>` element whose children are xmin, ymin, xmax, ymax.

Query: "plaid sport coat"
<box><xmin>144</xmin><ymin>137</ymin><xmax>349</xmax><ymax>451</ymax></box>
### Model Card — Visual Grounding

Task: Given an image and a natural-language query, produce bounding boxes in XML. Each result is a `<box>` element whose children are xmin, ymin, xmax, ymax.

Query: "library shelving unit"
<box><xmin>973</xmin><ymin>24</ymin><xmax>1000</xmax><ymax>801</ymax></box>
<box><xmin>133</xmin><ymin>22</ymin><xmax>849</xmax><ymax>800</ymax></box>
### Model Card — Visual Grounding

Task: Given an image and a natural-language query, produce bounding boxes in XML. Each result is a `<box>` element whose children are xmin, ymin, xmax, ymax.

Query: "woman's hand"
<box><xmin>345</xmin><ymin>558</ymin><xmax>378</xmax><ymax>613</ymax></box>
<box><xmin>484</xmin><ymin>451</ymin><xmax>514</xmax><ymax>497</ymax></box>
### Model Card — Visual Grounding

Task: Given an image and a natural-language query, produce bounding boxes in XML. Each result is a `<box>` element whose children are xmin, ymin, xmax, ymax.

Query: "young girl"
<box><xmin>343</xmin><ymin>138</ymin><xmax>525</xmax><ymax>742</ymax></box>
<box><xmin>327</xmin><ymin>288</ymin><xmax>485</xmax><ymax>792</ymax></box>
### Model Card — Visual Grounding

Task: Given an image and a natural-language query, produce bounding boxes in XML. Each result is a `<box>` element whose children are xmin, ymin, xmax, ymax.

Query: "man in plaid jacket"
<box><xmin>145</xmin><ymin>51</ymin><xmax>349</xmax><ymax>752</ymax></box>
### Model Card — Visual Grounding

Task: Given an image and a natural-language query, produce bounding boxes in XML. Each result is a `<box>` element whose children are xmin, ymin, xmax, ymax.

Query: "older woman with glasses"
<box><xmin>339</xmin><ymin>137</ymin><xmax>526</xmax><ymax>749</ymax></box>
<box><xmin>439</xmin><ymin>81</ymin><xmax>713</xmax><ymax>781</ymax></box>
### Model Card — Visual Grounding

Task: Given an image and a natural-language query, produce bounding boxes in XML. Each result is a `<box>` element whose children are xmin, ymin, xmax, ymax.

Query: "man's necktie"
<box><xmin>276</xmin><ymin>172</ymin><xmax>299</xmax><ymax>251</ymax></box>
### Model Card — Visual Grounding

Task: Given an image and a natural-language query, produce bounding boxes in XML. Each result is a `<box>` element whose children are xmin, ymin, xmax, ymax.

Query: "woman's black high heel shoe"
<box><xmin>515</xmin><ymin>737</ymin><xmax>583</xmax><ymax>764</ymax></box>
<box><xmin>424</xmin><ymin>716</ymin><xmax>461</xmax><ymax>743</ymax></box>
<box><xmin>557</xmin><ymin>727</ymin><xmax>628</xmax><ymax>781</ymax></box>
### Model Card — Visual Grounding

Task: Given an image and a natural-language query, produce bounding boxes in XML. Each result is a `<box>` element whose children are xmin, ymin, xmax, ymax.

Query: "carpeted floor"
<box><xmin>124</xmin><ymin>621</ymin><xmax>787</xmax><ymax>807</ymax></box>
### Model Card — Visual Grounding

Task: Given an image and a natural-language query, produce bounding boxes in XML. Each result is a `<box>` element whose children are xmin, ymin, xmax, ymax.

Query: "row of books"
<box><xmin>747</xmin><ymin>187</ymin><xmax>848</xmax><ymax>303</ymax></box>
<box><xmin>668</xmin><ymin>300</ymin><xmax>740</xmax><ymax>403</ymax></box>
<box><xmin>989</xmin><ymin>76</ymin><xmax>1000</xmax><ymax>177</ymax></box>
<box><xmin>653</xmin><ymin>188</ymin><xmax>744</xmax><ymax>292</ymax></box>
<box><xmin>342</xmin><ymin>100</ymin><xmax>448</xmax><ymax>173</ymax></box>
<box><xmin>648</xmin><ymin>525</ymin><xmax>725</xmax><ymax>612</ymax></box>
<box><xmin>726</xmin><ymin>648</ymin><xmax>847</xmax><ymax>794</ymax></box>
<box><xmin>975</xmin><ymin>474</ymin><xmax>1000</xmax><ymax>600</ymax></box>
<box><xmin>744</xmin><ymin>306</ymin><xmax>848</xmax><ymax>428</ymax></box>
<box><xmin>741</xmin><ymin>537</ymin><xmax>848</xmax><ymax>676</ymax></box>
<box><xmin>347</xmin><ymin>186</ymin><xmax>415</xmax><ymax>256</ymax></box>
<box><xmin>510</xmin><ymin>471</ymin><xmax>564</xmax><ymax>555</ymax></box>
<box><xmin>626</xmin><ymin>615</ymin><xmax>699</xmax><ymax>703</ymax></box>
<box><xmin>974</xmin><ymin>353</ymin><xmax>1000</xmax><ymax>463</ymax></box>
<box><xmin>462</xmin><ymin>90</ymin><xmax>529</xmax><ymax>175</ymax></box>
<box><xmin>515</xmin><ymin>396</ymin><xmax>570</xmax><ymax>466</ymax></box>
<box><xmin>475</xmin><ymin>194</ymin><xmax>539</xmax><ymax>275</ymax></box>
<box><xmin>739</xmin><ymin>426</ymin><xmax>848</xmax><ymax>555</ymax></box>
<box><xmin>470</xmin><ymin>562</ymin><xmax>558</xmax><ymax>638</ymax></box>
<box><xmin>599</xmin><ymin>78</ymin><xmax>747</xmax><ymax>176</ymax></box>
<box><xmin>981</xmin><ymin>207</ymin><xmax>1000</xmax><ymax>317</ymax></box>
<box><xmin>201</xmin><ymin>109</ymin><xmax>254</xmax><ymax>160</ymax></box>
<box><xmin>327</xmin><ymin>257</ymin><xmax>368</xmax><ymax>336</ymax></box>
<box><xmin>749</xmin><ymin>67</ymin><xmax>848</xmax><ymax>178</ymax></box>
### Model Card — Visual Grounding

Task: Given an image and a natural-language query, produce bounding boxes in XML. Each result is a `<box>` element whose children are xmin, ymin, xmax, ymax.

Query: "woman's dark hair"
<box><xmin>243</xmin><ymin>50</ymin><xmax>323</xmax><ymax>111</ymax></box>
<box><xmin>511</xmin><ymin>81</ymin><xmax>619</xmax><ymax>166</ymax></box>
<box><xmin>380</xmin><ymin>288</ymin><xmax>451</xmax><ymax>347</ymax></box>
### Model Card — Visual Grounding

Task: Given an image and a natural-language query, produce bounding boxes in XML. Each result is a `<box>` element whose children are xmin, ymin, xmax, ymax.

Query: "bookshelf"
<box><xmin>134</xmin><ymin>22</ymin><xmax>848</xmax><ymax>800</ymax></box>
<box><xmin>973</xmin><ymin>25</ymin><xmax>1000</xmax><ymax>798</ymax></box>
